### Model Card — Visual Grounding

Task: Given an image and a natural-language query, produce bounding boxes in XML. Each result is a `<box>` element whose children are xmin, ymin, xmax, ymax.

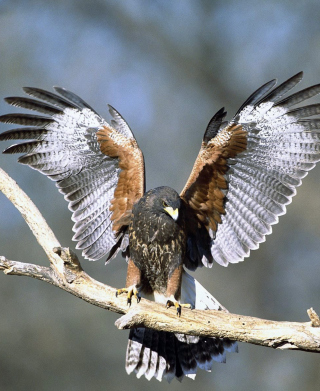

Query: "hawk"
<box><xmin>1</xmin><ymin>72</ymin><xmax>320</xmax><ymax>381</ymax></box>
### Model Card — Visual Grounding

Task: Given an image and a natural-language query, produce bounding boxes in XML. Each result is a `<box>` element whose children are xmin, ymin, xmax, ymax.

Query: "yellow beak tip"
<box><xmin>164</xmin><ymin>206</ymin><xmax>179</xmax><ymax>221</ymax></box>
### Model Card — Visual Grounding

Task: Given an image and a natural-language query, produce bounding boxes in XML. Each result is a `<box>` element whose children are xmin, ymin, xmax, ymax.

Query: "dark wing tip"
<box><xmin>255</xmin><ymin>71</ymin><xmax>304</xmax><ymax>107</ymax></box>
<box><xmin>4</xmin><ymin>96</ymin><xmax>63</xmax><ymax>116</ymax></box>
<box><xmin>203</xmin><ymin>107</ymin><xmax>227</xmax><ymax>143</ymax></box>
<box><xmin>53</xmin><ymin>86</ymin><xmax>98</xmax><ymax>113</ymax></box>
<box><xmin>107</xmin><ymin>104</ymin><xmax>135</xmax><ymax>139</ymax></box>
<box><xmin>2</xmin><ymin>140</ymin><xmax>39</xmax><ymax>155</ymax></box>
<box><xmin>107</xmin><ymin>103</ymin><xmax>116</xmax><ymax>113</ymax></box>
<box><xmin>293</xmin><ymin>70</ymin><xmax>303</xmax><ymax>80</ymax></box>
<box><xmin>0</xmin><ymin>128</ymin><xmax>48</xmax><ymax>141</ymax></box>
<box><xmin>0</xmin><ymin>113</ymin><xmax>53</xmax><ymax>126</ymax></box>
<box><xmin>234</xmin><ymin>79</ymin><xmax>278</xmax><ymax>118</ymax></box>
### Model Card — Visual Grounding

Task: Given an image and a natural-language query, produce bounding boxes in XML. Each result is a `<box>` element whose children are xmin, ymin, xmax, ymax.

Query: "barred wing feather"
<box><xmin>181</xmin><ymin>72</ymin><xmax>320</xmax><ymax>267</ymax></box>
<box><xmin>0</xmin><ymin>87</ymin><xmax>145</xmax><ymax>261</ymax></box>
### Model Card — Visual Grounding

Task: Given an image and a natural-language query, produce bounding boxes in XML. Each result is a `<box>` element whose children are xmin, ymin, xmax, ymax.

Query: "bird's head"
<box><xmin>146</xmin><ymin>186</ymin><xmax>181</xmax><ymax>221</ymax></box>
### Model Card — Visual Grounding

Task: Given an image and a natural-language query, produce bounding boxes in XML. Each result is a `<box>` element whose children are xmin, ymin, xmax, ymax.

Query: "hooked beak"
<box><xmin>164</xmin><ymin>206</ymin><xmax>179</xmax><ymax>221</ymax></box>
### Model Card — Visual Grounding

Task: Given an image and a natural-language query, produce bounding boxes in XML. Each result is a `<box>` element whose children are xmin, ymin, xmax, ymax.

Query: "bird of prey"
<box><xmin>1</xmin><ymin>72</ymin><xmax>320</xmax><ymax>381</ymax></box>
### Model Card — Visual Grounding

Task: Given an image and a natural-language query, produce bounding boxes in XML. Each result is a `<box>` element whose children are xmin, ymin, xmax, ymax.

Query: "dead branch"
<box><xmin>1</xmin><ymin>167</ymin><xmax>320</xmax><ymax>353</ymax></box>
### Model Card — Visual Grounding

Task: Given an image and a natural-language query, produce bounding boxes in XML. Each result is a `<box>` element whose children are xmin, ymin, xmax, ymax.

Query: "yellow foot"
<box><xmin>166</xmin><ymin>300</ymin><xmax>192</xmax><ymax>317</ymax></box>
<box><xmin>116</xmin><ymin>285</ymin><xmax>141</xmax><ymax>306</ymax></box>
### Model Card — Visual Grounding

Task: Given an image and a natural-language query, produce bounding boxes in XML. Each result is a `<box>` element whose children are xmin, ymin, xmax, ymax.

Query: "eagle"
<box><xmin>1</xmin><ymin>72</ymin><xmax>320</xmax><ymax>381</ymax></box>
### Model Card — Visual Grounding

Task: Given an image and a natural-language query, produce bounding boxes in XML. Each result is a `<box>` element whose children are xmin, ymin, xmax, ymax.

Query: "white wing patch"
<box><xmin>211</xmin><ymin>73</ymin><xmax>320</xmax><ymax>266</ymax></box>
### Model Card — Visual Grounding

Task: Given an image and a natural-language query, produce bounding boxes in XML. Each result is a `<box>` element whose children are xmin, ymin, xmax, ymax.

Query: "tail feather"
<box><xmin>144</xmin><ymin>331</ymin><xmax>159</xmax><ymax>380</ymax></box>
<box><xmin>176</xmin><ymin>340</ymin><xmax>198</xmax><ymax>377</ymax></box>
<box><xmin>135</xmin><ymin>347</ymin><xmax>151</xmax><ymax>379</ymax></box>
<box><xmin>163</xmin><ymin>332</ymin><xmax>179</xmax><ymax>382</ymax></box>
<box><xmin>125</xmin><ymin>271</ymin><xmax>238</xmax><ymax>382</ymax></box>
<box><xmin>125</xmin><ymin>328</ymin><xmax>145</xmax><ymax>375</ymax></box>
<box><xmin>154</xmin><ymin>331</ymin><xmax>167</xmax><ymax>381</ymax></box>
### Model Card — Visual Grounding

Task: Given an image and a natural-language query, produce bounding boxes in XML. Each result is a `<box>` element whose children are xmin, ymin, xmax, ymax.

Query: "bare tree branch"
<box><xmin>0</xmin><ymin>167</ymin><xmax>64</xmax><ymax>278</ymax></box>
<box><xmin>1</xmin><ymin>167</ymin><xmax>320</xmax><ymax>354</ymax></box>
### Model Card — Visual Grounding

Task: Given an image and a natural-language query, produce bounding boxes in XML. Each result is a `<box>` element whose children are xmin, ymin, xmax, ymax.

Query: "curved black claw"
<box><xmin>166</xmin><ymin>300</ymin><xmax>192</xmax><ymax>317</ymax></box>
<box><xmin>166</xmin><ymin>299</ymin><xmax>182</xmax><ymax>317</ymax></box>
<box><xmin>116</xmin><ymin>285</ymin><xmax>140</xmax><ymax>307</ymax></box>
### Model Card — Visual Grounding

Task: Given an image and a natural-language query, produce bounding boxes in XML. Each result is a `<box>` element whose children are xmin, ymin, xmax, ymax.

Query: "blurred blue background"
<box><xmin>0</xmin><ymin>1</ymin><xmax>320</xmax><ymax>390</ymax></box>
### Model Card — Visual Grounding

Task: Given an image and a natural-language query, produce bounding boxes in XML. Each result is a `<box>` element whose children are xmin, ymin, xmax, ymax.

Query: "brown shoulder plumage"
<box><xmin>97</xmin><ymin>125</ymin><xmax>145</xmax><ymax>234</ymax></box>
<box><xmin>181</xmin><ymin>122</ymin><xmax>247</xmax><ymax>233</ymax></box>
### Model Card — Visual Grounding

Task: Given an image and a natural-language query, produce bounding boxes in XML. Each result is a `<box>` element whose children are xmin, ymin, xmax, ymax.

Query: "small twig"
<box><xmin>0</xmin><ymin>255</ymin><xmax>56</xmax><ymax>284</ymax></box>
<box><xmin>307</xmin><ymin>308</ymin><xmax>320</xmax><ymax>327</ymax></box>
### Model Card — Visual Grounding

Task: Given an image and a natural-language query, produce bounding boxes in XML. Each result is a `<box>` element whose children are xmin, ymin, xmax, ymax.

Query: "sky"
<box><xmin>0</xmin><ymin>1</ymin><xmax>320</xmax><ymax>390</ymax></box>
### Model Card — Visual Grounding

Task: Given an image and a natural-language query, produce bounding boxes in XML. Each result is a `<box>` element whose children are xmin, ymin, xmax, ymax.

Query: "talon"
<box><xmin>166</xmin><ymin>299</ymin><xmax>182</xmax><ymax>317</ymax></box>
<box><xmin>116</xmin><ymin>288</ymin><xmax>127</xmax><ymax>298</ymax></box>
<box><xmin>166</xmin><ymin>300</ymin><xmax>192</xmax><ymax>317</ymax></box>
<box><xmin>116</xmin><ymin>285</ymin><xmax>140</xmax><ymax>306</ymax></box>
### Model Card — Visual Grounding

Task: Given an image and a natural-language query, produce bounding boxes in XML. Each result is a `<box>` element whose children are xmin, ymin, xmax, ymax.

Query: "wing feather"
<box><xmin>4</xmin><ymin>96</ymin><xmax>64</xmax><ymax>116</ymax></box>
<box><xmin>0</xmin><ymin>88</ymin><xmax>145</xmax><ymax>261</ymax></box>
<box><xmin>181</xmin><ymin>72</ymin><xmax>320</xmax><ymax>267</ymax></box>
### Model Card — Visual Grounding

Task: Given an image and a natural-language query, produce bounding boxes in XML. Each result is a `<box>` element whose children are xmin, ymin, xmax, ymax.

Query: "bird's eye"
<box><xmin>162</xmin><ymin>201</ymin><xmax>168</xmax><ymax>208</ymax></box>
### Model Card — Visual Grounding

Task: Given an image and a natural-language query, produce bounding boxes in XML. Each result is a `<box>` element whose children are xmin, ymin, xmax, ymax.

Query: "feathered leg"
<box><xmin>116</xmin><ymin>259</ymin><xmax>141</xmax><ymax>305</ymax></box>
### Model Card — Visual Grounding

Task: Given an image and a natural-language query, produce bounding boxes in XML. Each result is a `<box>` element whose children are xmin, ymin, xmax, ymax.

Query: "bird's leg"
<box><xmin>165</xmin><ymin>265</ymin><xmax>192</xmax><ymax>317</ymax></box>
<box><xmin>116</xmin><ymin>259</ymin><xmax>141</xmax><ymax>306</ymax></box>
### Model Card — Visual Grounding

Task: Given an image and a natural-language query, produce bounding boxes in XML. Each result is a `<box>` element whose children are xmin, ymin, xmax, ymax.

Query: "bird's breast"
<box><xmin>128</xmin><ymin>213</ymin><xmax>186</xmax><ymax>293</ymax></box>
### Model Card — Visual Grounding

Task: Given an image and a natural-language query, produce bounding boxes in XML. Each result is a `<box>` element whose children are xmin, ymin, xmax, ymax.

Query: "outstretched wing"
<box><xmin>181</xmin><ymin>72</ymin><xmax>320</xmax><ymax>267</ymax></box>
<box><xmin>0</xmin><ymin>88</ymin><xmax>145</xmax><ymax>261</ymax></box>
